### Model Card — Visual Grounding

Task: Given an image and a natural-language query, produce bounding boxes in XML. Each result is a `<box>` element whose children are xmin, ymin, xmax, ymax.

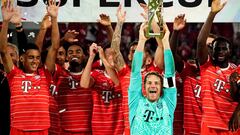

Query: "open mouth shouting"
<box><xmin>71</xmin><ymin>57</ymin><xmax>79</xmax><ymax>61</ymax></box>
<box><xmin>217</xmin><ymin>54</ymin><xmax>225</xmax><ymax>61</ymax></box>
<box><xmin>149</xmin><ymin>90</ymin><xmax>157</xmax><ymax>93</ymax></box>
<box><xmin>147</xmin><ymin>87</ymin><xmax>160</xmax><ymax>102</ymax></box>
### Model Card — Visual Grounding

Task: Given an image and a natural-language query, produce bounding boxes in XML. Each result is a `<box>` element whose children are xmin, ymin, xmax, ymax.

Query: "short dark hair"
<box><xmin>66</xmin><ymin>43</ymin><xmax>87</xmax><ymax>56</ymax></box>
<box><xmin>22</xmin><ymin>43</ymin><xmax>40</xmax><ymax>54</ymax></box>
<box><xmin>212</xmin><ymin>37</ymin><xmax>231</xmax><ymax>52</ymax></box>
<box><xmin>66</xmin><ymin>43</ymin><xmax>83</xmax><ymax>51</ymax></box>
<box><xmin>128</xmin><ymin>40</ymin><xmax>138</xmax><ymax>50</ymax></box>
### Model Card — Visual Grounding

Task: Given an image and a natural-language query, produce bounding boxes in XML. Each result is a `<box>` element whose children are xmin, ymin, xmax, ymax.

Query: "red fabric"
<box><xmin>60</xmin><ymin>130</ymin><xmax>91</xmax><ymax>135</ymax></box>
<box><xmin>201</xmin><ymin>122</ymin><xmax>240</xmax><ymax>135</ymax></box>
<box><xmin>141</xmin><ymin>63</ymin><xmax>163</xmax><ymax>77</ymax></box>
<box><xmin>181</xmin><ymin>62</ymin><xmax>202</xmax><ymax>134</ymax></box>
<box><xmin>117</xmin><ymin>65</ymin><xmax>131</xmax><ymax>135</ymax></box>
<box><xmin>201</xmin><ymin>61</ymin><xmax>238</xmax><ymax>130</ymax></box>
<box><xmin>55</xmin><ymin>65</ymin><xmax>92</xmax><ymax>133</ymax></box>
<box><xmin>184</xmin><ymin>130</ymin><xmax>198</xmax><ymax>135</ymax></box>
<box><xmin>235</xmin><ymin>66</ymin><xmax>240</xmax><ymax>73</ymax></box>
<box><xmin>173</xmin><ymin>73</ymin><xmax>184</xmax><ymax>135</ymax></box>
<box><xmin>90</xmin><ymin>69</ymin><xmax>124</xmax><ymax>135</ymax></box>
<box><xmin>49</xmin><ymin>95</ymin><xmax>60</xmax><ymax>135</ymax></box>
<box><xmin>10</xmin><ymin>127</ymin><xmax>48</xmax><ymax>135</ymax></box>
<box><xmin>48</xmin><ymin>71</ymin><xmax>61</xmax><ymax>135</ymax></box>
<box><xmin>7</xmin><ymin>66</ymin><xmax>50</xmax><ymax>131</ymax></box>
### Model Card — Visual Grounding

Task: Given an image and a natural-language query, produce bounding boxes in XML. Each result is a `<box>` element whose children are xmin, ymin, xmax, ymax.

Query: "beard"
<box><xmin>69</xmin><ymin>60</ymin><xmax>80</xmax><ymax>67</ymax></box>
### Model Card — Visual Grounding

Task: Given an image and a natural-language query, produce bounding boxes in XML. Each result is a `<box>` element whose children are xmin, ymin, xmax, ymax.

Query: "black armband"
<box><xmin>163</xmin><ymin>76</ymin><xmax>176</xmax><ymax>88</ymax></box>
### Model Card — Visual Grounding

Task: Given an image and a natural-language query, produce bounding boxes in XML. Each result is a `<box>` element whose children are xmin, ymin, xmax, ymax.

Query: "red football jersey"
<box><xmin>117</xmin><ymin>65</ymin><xmax>131</xmax><ymax>135</ymax></box>
<box><xmin>173</xmin><ymin>72</ymin><xmax>184</xmax><ymax>135</ymax></box>
<box><xmin>181</xmin><ymin>62</ymin><xmax>202</xmax><ymax>134</ymax></box>
<box><xmin>234</xmin><ymin>66</ymin><xmax>240</xmax><ymax>74</ymax></box>
<box><xmin>7</xmin><ymin>66</ymin><xmax>51</xmax><ymax>131</ymax></box>
<box><xmin>141</xmin><ymin>62</ymin><xmax>162</xmax><ymax>78</ymax></box>
<box><xmin>91</xmin><ymin>69</ymin><xmax>124</xmax><ymax>135</ymax></box>
<box><xmin>55</xmin><ymin>65</ymin><xmax>92</xmax><ymax>133</ymax></box>
<box><xmin>48</xmin><ymin>69</ymin><xmax>61</xmax><ymax>135</ymax></box>
<box><xmin>49</xmin><ymin>93</ymin><xmax>60</xmax><ymax>135</ymax></box>
<box><xmin>201</xmin><ymin>61</ymin><xmax>238</xmax><ymax>130</ymax></box>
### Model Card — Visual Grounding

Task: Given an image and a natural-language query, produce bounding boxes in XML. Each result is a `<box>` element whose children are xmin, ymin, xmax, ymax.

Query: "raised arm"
<box><xmin>110</xmin><ymin>5</ymin><xmax>126</xmax><ymax>71</ymax></box>
<box><xmin>16</xmin><ymin>28</ymin><xmax>27</xmax><ymax>55</ymax></box>
<box><xmin>153</xmin><ymin>33</ymin><xmax>164</xmax><ymax>70</ymax></box>
<box><xmin>60</xmin><ymin>30</ymin><xmax>79</xmax><ymax>45</ymax></box>
<box><xmin>35</xmin><ymin>13</ymin><xmax>52</xmax><ymax>52</ymax></box>
<box><xmin>98</xmin><ymin>46</ymin><xmax>119</xmax><ymax>86</ymax></box>
<box><xmin>197</xmin><ymin>0</ymin><xmax>227</xmax><ymax>65</ymax></box>
<box><xmin>45</xmin><ymin>0</ymin><xmax>60</xmax><ymax>73</ymax></box>
<box><xmin>135</xmin><ymin>22</ymin><xmax>147</xmax><ymax>52</ymax></box>
<box><xmin>170</xmin><ymin>14</ymin><xmax>186</xmax><ymax>72</ymax></box>
<box><xmin>80</xmin><ymin>43</ymin><xmax>97</xmax><ymax>88</ymax></box>
<box><xmin>98</xmin><ymin>13</ymin><xmax>113</xmax><ymax>41</ymax></box>
<box><xmin>162</xmin><ymin>23</ymin><xmax>175</xmax><ymax>77</ymax></box>
<box><xmin>129</xmin><ymin>22</ymin><xmax>148</xmax><ymax>126</ymax></box>
<box><xmin>9</xmin><ymin>7</ymin><xmax>27</xmax><ymax>55</ymax></box>
<box><xmin>162</xmin><ymin>23</ymin><xmax>177</xmax><ymax>114</ymax></box>
<box><xmin>0</xmin><ymin>1</ymin><xmax>15</xmax><ymax>73</ymax></box>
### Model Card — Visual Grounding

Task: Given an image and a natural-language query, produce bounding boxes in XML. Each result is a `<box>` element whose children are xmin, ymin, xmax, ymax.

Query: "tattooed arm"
<box><xmin>110</xmin><ymin>5</ymin><xmax>126</xmax><ymax>72</ymax></box>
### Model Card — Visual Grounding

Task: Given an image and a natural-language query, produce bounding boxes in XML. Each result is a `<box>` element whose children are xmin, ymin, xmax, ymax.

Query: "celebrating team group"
<box><xmin>0</xmin><ymin>0</ymin><xmax>240</xmax><ymax>135</ymax></box>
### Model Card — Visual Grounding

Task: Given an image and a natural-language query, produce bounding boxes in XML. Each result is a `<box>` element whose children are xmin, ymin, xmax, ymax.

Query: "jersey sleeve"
<box><xmin>117</xmin><ymin>64</ymin><xmax>130</xmax><ymax>78</ymax></box>
<box><xmin>43</xmin><ymin>65</ymin><xmax>53</xmax><ymax>84</ymax></box>
<box><xmin>7</xmin><ymin>65</ymin><xmax>21</xmax><ymax>80</ymax></box>
<box><xmin>54</xmin><ymin>64</ymin><xmax>66</xmax><ymax>79</ymax></box>
<box><xmin>90</xmin><ymin>69</ymin><xmax>100</xmax><ymax>86</ymax></box>
<box><xmin>128</xmin><ymin>51</ymin><xmax>144</xmax><ymax>126</ymax></box>
<box><xmin>162</xmin><ymin>49</ymin><xmax>177</xmax><ymax>115</ymax></box>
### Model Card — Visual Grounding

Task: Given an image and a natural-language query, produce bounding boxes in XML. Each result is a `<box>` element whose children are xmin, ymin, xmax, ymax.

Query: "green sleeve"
<box><xmin>128</xmin><ymin>51</ymin><xmax>143</xmax><ymax>126</ymax></box>
<box><xmin>163</xmin><ymin>49</ymin><xmax>177</xmax><ymax>115</ymax></box>
<box><xmin>164</xmin><ymin>49</ymin><xmax>175</xmax><ymax>77</ymax></box>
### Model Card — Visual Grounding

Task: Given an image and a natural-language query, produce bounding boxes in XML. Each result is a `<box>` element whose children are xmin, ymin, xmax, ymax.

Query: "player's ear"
<box><xmin>20</xmin><ymin>55</ymin><xmax>24</xmax><ymax>62</ymax></box>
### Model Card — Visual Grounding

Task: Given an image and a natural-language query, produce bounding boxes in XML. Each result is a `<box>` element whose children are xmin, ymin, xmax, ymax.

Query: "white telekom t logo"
<box><xmin>22</xmin><ymin>81</ymin><xmax>32</xmax><ymax>93</ymax></box>
<box><xmin>214</xmin><ymin>79</ymin><xmax>225</xmax><ymax>92</ymax></box>
<box><xmin>69</xmin><ymin>79</ymin><xmax>79</xmax><ymax>89</ymax></box>
<box><xmin>102</xmin><ymin>91</ymin><xmax>112</xmax><ymax>103</ymax></box>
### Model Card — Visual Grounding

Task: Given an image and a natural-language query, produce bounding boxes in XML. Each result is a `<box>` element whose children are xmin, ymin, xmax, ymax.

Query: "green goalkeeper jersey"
<box><xmin>128</xmin><ymin>50</ymin><xmax>177</xmax><ymax>135</ymax></box>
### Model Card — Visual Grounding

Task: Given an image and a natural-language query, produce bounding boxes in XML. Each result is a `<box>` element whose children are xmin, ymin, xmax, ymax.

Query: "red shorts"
<box><xmin>10</xmin><ymin>127</ymin><xmax>48</xmax><ymax>135</ymax></box>
<box><xmin>201</xmin><ymin>122</ymin><xmax>240</xmax><ymax>135</ymax></box>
